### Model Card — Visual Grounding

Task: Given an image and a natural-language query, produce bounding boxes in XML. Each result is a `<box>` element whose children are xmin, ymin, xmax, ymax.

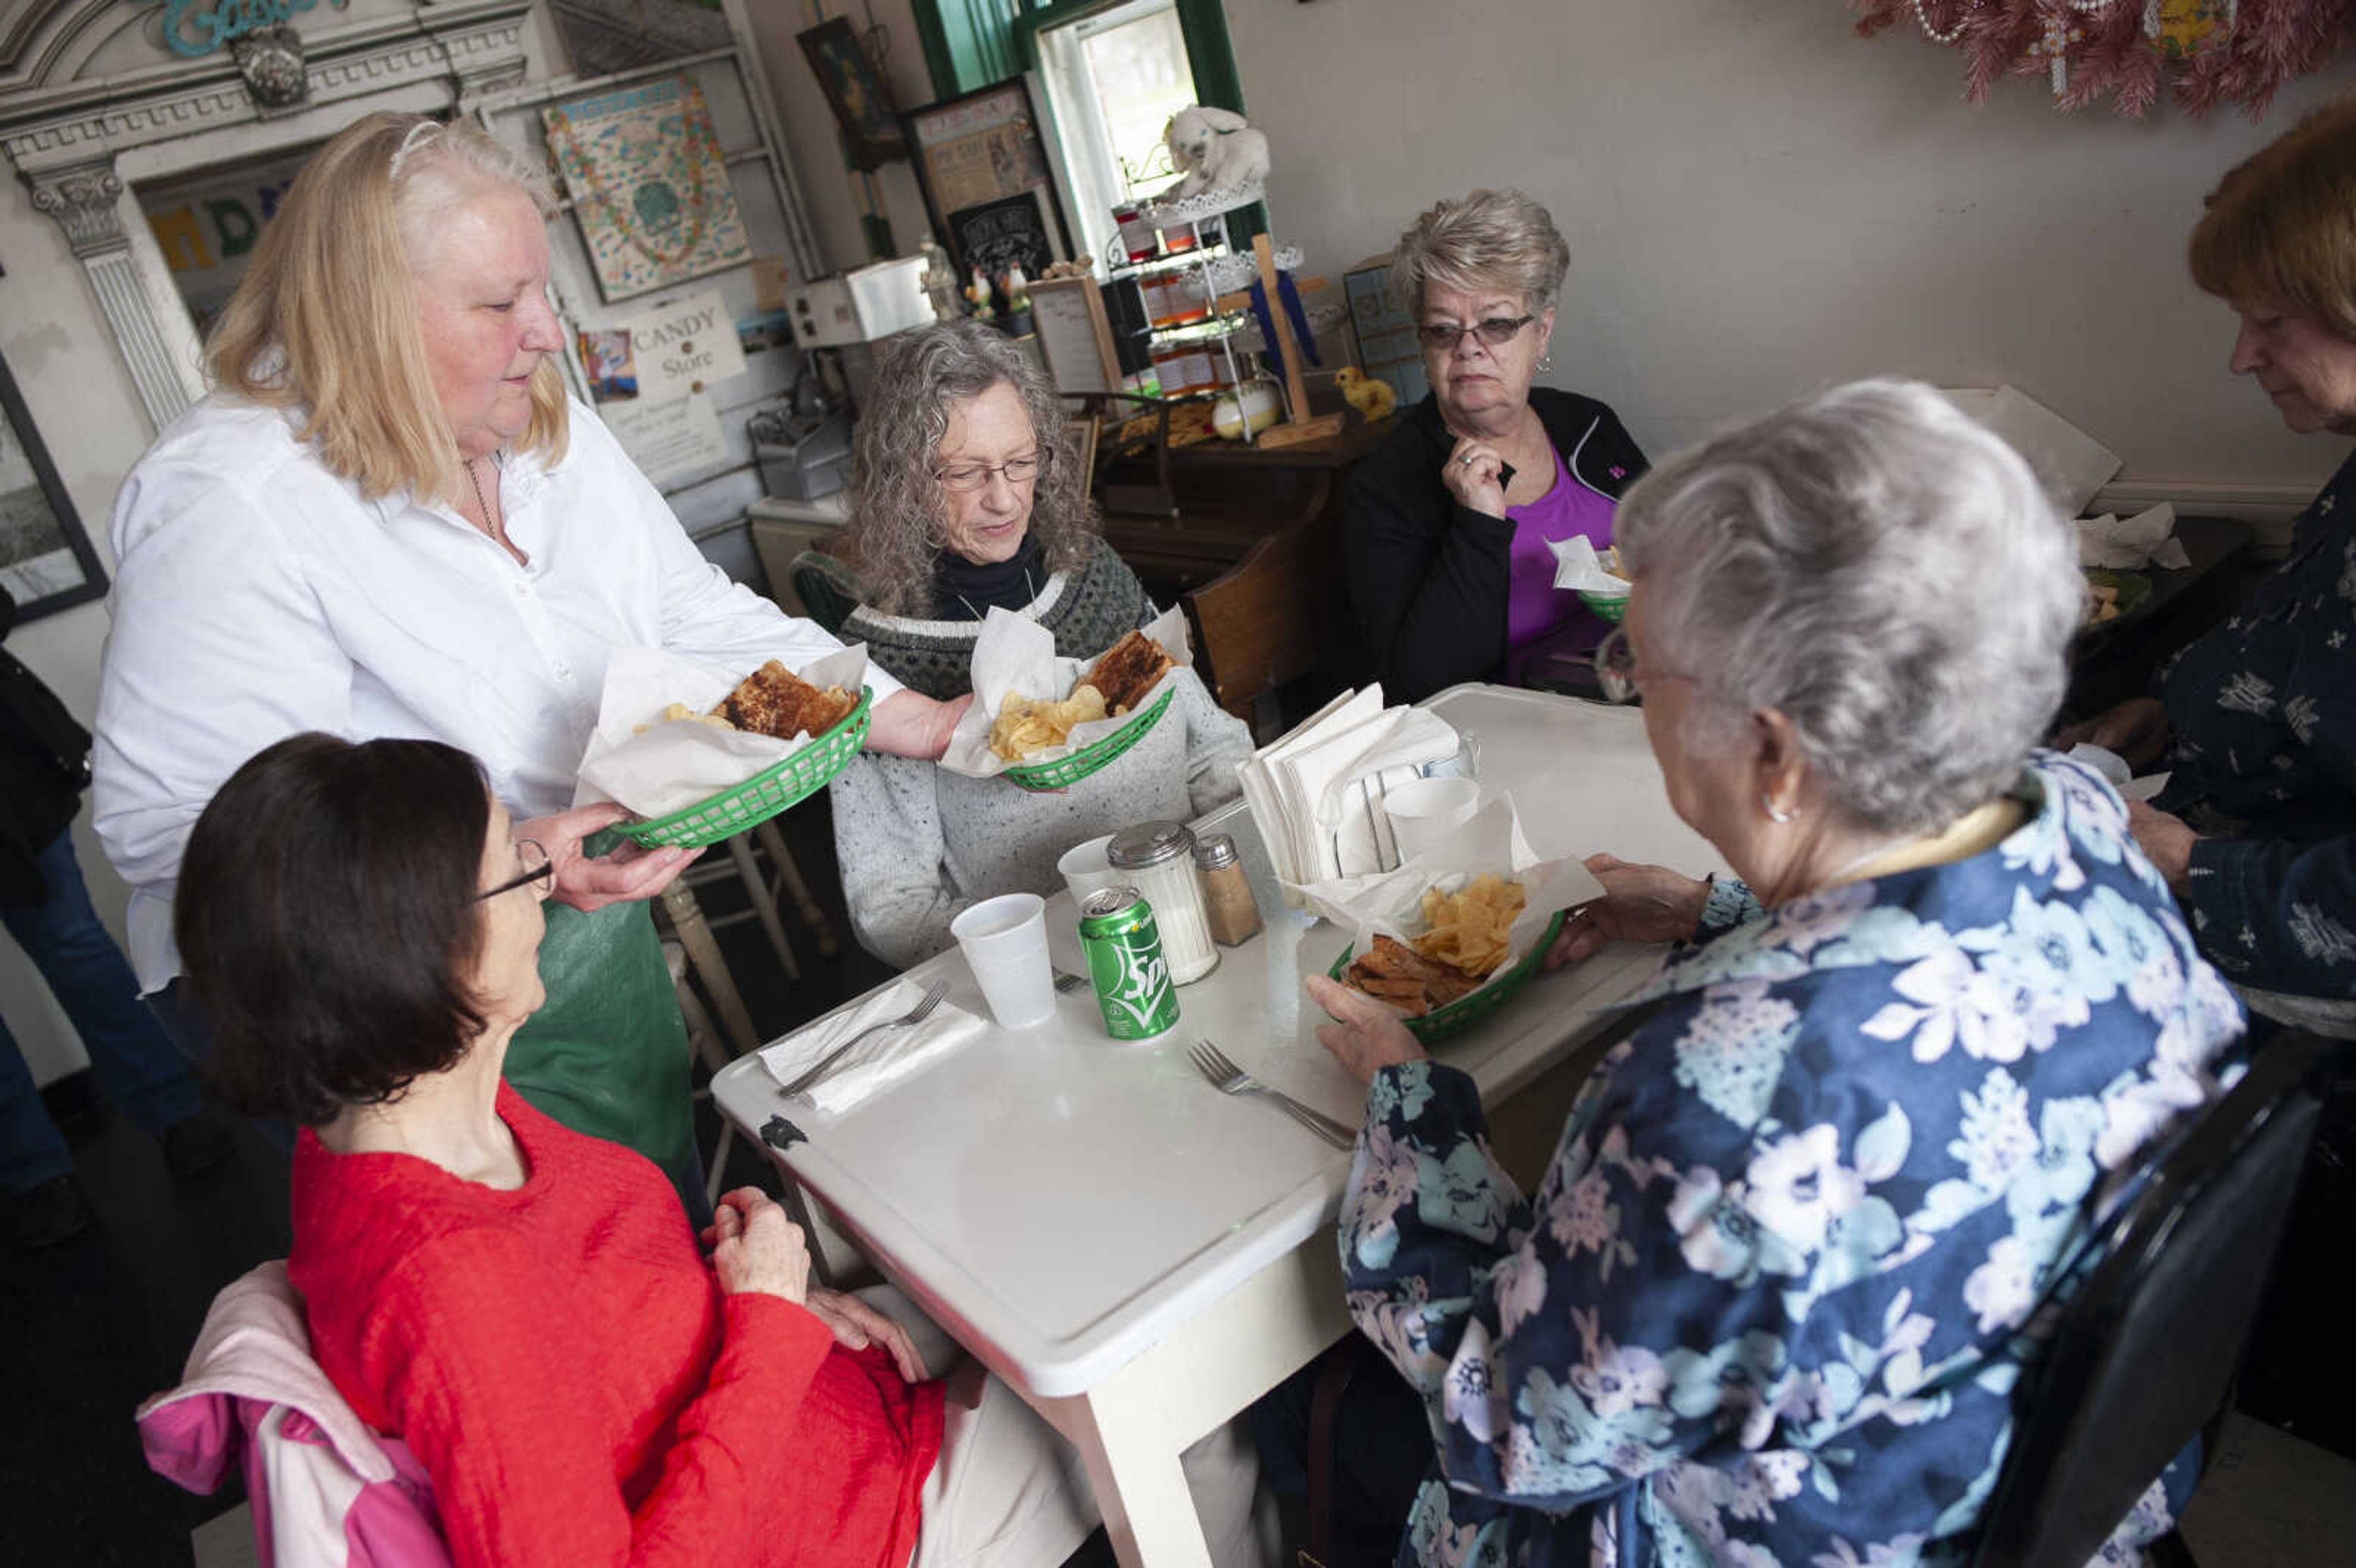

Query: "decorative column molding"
<box><xmin>86</xmin><ymin>243</ymin><xmax>198</xmax><ymax>428</ymax></box>
<box><xmin>25</xmin><ymin>156</ymin><xmax>121</xmax><ymax>258</ymax></box>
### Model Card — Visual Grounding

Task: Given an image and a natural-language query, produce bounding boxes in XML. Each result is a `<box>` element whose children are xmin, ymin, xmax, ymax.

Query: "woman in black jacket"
<box><xmin>1343</xmin><ymin>190</ymin><xmax>1646</xmax><ymax>701</ymax></box>
<box><xmin>2</xmin><ymin>589</ymin><xmax>227</xmax><ymax>1245</ymax></box>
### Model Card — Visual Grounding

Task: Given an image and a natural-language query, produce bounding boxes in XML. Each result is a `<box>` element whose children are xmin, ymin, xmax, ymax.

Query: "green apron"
<box><xmin>502</xmin><ymin>897</ymin><xmax>696</xmax><ymax>1202</ymax></box>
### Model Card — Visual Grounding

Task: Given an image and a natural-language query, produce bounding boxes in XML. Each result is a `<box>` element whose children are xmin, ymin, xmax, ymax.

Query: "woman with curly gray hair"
<box><xmin>1342</xmin><ymin>188</ymin><xmax>1648</xmax><ymax>701</ymax></box>
<box><xmin>1303</xmin><ymin>380</ymin><xmax>2242</xmax><ymax>1568</ymax></box>
<box><xmin>828</xmin><ymin>320</ymin><xmax>1252</xmax><ymax>966</ymax></box>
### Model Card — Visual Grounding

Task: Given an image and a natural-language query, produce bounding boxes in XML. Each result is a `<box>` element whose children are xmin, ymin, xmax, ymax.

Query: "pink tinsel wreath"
<box><xmin>1853</xmin><ymin>0</ymin><xmax>2355</xmax><ymax>117</ymax></box>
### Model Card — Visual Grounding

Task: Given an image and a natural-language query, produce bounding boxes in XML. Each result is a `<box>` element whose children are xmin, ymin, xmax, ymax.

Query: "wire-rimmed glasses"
<box><xmin>934</xmin><ymin>448</ymin><xmax>1051</xmax><ymax>493</ymax></box>
<box><xmin>476</xmin><ymin>838</ymin><xmax>553</xmax><ymax>902</ymax></box>
<box><xmin>1415</xmin><ymin>315</ymin><xmax>1536</xmax><ymax>353</ymax></box>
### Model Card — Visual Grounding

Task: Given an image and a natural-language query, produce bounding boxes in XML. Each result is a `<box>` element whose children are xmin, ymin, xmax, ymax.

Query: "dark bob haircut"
<box><xmin>176</xmin><ymin>733</ymin><xmax>493</xmax><ymax>1126</ymax></box>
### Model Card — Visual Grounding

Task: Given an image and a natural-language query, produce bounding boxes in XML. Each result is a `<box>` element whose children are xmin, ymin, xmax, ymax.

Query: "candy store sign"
<box><xmin>138</xmin><ymin>0</ymin><xmax>347</xmax><ymax>60</ymax></box>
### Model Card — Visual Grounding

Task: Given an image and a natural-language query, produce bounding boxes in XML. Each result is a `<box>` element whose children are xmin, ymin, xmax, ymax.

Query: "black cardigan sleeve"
<box><xmin>1341</xmin><ymin>460</ymin><xmax>1516</xmax><ymax>704</ymax></box>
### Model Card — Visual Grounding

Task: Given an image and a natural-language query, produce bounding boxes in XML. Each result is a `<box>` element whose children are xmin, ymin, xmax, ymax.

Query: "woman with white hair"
<box><xmin>1342</xmin><ymin>189</ymin><xmax>1647</xmax><ymax>702</ymax></box>
<box><xmin>92</xmin><ymin>112</ymin><xmax>967</xmax><ymax>1213</ymax></box>
<box><xmin>828</xmin><ymin>320</ymin><xmax>1252</xmax><ymax>967</ymax></box>
<box><xmin>1303</xmin><ymin>381</ymin><xmax>2244</xmax><ymax>1565</ymax></box>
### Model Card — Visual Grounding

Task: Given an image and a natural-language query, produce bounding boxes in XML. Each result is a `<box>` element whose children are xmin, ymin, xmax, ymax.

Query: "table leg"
<box><xmin>1032</xmin><ymin>1236</ymin><xmax>1353</xmax><ymax>1568</ymax></box>
<box><xmin>1053</xmin><ymin>1385</ymin><xmax>1214</xmax><ymax>1568</ymax></box>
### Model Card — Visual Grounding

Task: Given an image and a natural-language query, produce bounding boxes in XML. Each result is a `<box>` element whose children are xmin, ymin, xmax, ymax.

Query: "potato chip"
<box><xmin>1412</xmin><ymin>873</ymin><xmax>1525</xmax><ymax>979</ymax></box>
<box><xmin>636</xmin><ymin>702</ymin><xmax>737</xmax><ymax>736</ymax></box>
<box><xmin>989</xmin><ymin>683</ymin><xmax>1110</xmax><ymax>761</ymax></box>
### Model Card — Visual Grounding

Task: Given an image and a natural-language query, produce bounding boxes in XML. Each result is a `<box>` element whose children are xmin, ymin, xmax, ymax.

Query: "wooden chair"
<box><xmin>1182</xmin><ymin>512</ymin><xmax>1349</xmax><ymax>735</ymax></box>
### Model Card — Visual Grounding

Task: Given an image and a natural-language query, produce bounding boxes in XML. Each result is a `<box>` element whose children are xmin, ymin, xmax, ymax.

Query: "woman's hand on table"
<box><xmin>1441</xmin><ymin>436</ymin><xmax>1510</xmax><ymax>520</ymax></box>
<box><xmin>705</xmin><ymin>1187</ymin><xmax>810</xmax><ymax>1304</ymax></box>
<box><xmin>868</xmin><ymin>691</ymin><xmax>974</xmax><ymax>761</ymax></box>
<box><xmin>2127</xmin><ymin>800</ymin><xmax>2200</xmax><ymax>890</ymax></box>
<box><xmin>2053</xmin><ymin>698</ymin><xmax>2171</xmax><ymax>772</ymax></box>
<box><xmin>1305</xmin><ymin>974</ymin><xmax>1428</xmax><ymax>1085</ymax></box>
<box><xmin>1546</xmin><ymin>853</ymin><xmax>1709</xmax><ymax>968</ymax></box>
<box><xmin>517</xmin><ymin>801</ymin><xmax>702</xmax><ymax>912</ymax></box>
<box><xmin>802</xmin><ymin>1287</ymin><xmax>927</xmax><ymax>1383</ymax></box>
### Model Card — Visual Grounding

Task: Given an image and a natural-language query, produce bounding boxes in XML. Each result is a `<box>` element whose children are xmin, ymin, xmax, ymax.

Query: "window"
<box><xmin>1031</xmin><ymin>0</ymin><xmax>1196</xmax><ymax>267</ymax></box>
<box><xmin>910</xmin><ymin>0</ymin><xmax>1250</xmax><ymax>266</ymax></box>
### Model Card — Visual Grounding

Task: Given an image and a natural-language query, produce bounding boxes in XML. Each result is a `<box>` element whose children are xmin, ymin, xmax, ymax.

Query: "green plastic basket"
<box><xmin>1578</xmin><ymin>590</ymin><xmax>1630</xmax><ymax>624</ymax></box>
<box><xmin>1328</xmin><ymin>909</ymin><xmax>1569</xmax><ymax>1043</ymax></box>
<box><xmin>1002</xmin><ymin>683</ymin><xmax>1177</xmax><ymax>791</ymax></box>
<box><xmin>613</xmin><ymin>686</ymin><xmax>872</xmax><ymax>848</ymax></box>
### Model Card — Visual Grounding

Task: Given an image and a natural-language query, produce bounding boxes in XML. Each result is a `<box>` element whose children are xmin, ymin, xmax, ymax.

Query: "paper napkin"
<box><xmin>756</xmin><ymin>979</ymin><xmax>988</xmax><ymax>1115</ymax></box>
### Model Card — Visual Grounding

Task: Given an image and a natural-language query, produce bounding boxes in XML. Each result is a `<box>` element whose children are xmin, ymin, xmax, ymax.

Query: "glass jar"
<box><xmin>1191</xmin><ymin>833</ymin><xmax>1261</xmax><ymax>947</ymax></box>
<box><xmin>1107</xmin><ymin>821</ymin><xmax>1218</xmax><ymax>983</ymax></box>
<box><xmin>1113</xmin><ymin>203</ymin><xmax>1158</xmax><ymax>264</ymax></box>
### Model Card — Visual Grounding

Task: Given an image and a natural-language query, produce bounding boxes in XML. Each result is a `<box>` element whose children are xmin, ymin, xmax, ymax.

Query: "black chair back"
<box><xmin>787</xmin><ymin>550</ymin><xmax>865</xmax><ymax>638</ymax></box>
<box><xmin>1970</xmin><ymin>1031</ymin><xmax>2329</xmax><ymax>1568</ymax></box>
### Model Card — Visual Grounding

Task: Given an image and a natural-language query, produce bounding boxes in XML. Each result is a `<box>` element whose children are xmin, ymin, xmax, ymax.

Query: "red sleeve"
<box><xmin>358</xmin><ymin>1232</ymin><xmax>834</xmax><ymax>1568</ymax></box>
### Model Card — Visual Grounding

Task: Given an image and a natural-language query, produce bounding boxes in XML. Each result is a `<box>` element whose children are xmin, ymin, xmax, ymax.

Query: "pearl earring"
<box><xmin>1762</xmin><ymin>793</ymin><xmax>1795</xmax><ymax>824</ymax></box>
<box><xmin>1538</xmin><ymin>353</ymin><xmax>1554</xmax><ymax>372</ymax></box>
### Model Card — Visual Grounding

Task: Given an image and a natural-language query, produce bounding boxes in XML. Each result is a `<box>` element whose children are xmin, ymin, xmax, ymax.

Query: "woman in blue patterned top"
<box><xmin>2066</xmin><ymin>103</ymin><xmax>2356</xmax><ymax>1036</ymax></box>
<box><xmin>1303</xmin><ymin>380</ymin><xmax>2246</xmax><ymax>1567</ymax></box>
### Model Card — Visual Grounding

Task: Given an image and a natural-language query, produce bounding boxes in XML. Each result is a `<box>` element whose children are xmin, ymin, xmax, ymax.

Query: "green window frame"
<box><xmin>911</xmin><ymin>0</ymin><xmax>1244</xmax><ymax>117</ymax></box>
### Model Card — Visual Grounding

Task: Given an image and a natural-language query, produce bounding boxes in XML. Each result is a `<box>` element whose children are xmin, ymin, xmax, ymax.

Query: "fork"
<box><xmin>777</xmin><ymin>979</ymin><xmax>950</xmax><ymax>1097</ymax></box>
<box><xmin>1187</xmin><ymin>1040</ymin><xmax>1357</xmax><ymax>1150</ymax></box>
<box><xmin>1053</xmin><ymin>967</ymin><xmax>1091</xmax><ymax>994</ymax></box>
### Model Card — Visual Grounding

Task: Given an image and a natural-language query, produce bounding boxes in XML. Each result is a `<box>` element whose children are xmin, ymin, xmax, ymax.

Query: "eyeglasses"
<box><xmin>476</xmin><ymin>839</ymin><xmax>553</xmax><ymax>902</ymax></box>
<box><xmin>934</xmin><ymin>450</ymin><xmax>1049</xmax><ymax>493</ymax></box>
<box><xmin>1593</xmin><ymin>626</ymin><xmax>1692</xmax><ymax>705</ymax></box>
<box><xmin>1416</xmin><ymin>315</ymin><xmax>1536</xmax><ymax>353</ymax></box>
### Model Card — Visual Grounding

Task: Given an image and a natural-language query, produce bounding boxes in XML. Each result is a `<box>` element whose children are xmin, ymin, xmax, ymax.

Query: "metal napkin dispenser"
<box><xmin>749</xmin><ymin>406</ymin><xmax>853</xmax><ymax>501</ymax></box>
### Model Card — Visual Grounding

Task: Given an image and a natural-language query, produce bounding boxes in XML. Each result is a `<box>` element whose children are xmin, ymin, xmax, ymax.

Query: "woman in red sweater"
<box><xmin>172</xmin><ymin>733</ymin><xmax>1097</xmax><ymax>1568</ymax></box>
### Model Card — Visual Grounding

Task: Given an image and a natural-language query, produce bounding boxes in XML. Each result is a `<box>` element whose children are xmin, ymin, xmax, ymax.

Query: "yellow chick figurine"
<box><xmin>1336</xmin><ymin>366</ymin><xmax>1396</xmax><ymax>422</ymax></box>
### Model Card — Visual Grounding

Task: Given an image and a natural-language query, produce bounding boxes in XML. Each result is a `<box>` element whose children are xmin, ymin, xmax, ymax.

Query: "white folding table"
<box><xmin>710</xmin><ymin>686</ymin><xmax>1722</xmax><ymax>1567</ymax></box>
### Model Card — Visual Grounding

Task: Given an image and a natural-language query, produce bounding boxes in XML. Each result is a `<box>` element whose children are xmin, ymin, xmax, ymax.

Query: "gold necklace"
<box><xmin>465</xmin><ymin>457</ymin><xmax>498</xmax><ymax>540</ymax></box>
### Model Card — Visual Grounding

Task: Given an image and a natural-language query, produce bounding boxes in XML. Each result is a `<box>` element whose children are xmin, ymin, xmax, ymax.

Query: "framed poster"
<box><xmin>1030</xmin><ymin>275</ymin><xmax>1120</xmax><ymax>395</ymax></box>
<box><xmin>543</xmin><ymin>77</ymin><xmax>754</xmax><ymax>303</ymax></box>
<box><xmin>945</xmin><ymin>190</ymin><xmax>1060</xmax><ymax>290</ymax></box>
<box><xmin>795</xmin><ymin>17</ymin><xmax>907</xmax><ymax>170</ymax></box>
<box><xmin>905</xmin><ymin>77</ymin><xmax>1073</xmax><ymax>275</ymax></box>
<box><xmin>0</xmin><ymin>353</ymin><xmax>106</xmax><ymax>623</ymax></box>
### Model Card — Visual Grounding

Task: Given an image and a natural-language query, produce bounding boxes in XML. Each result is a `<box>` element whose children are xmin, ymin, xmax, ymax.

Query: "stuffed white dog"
<box><xmin>1163</xmin><ymin>106</ymin><xmax>1270</xmax><ymax>202</ymax></box>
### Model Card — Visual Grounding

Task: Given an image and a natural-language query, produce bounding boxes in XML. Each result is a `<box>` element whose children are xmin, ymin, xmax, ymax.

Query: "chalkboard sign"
<box><xmin>945</xmin><ymin>190</ymin><xmax>1059</xmax><ymax>285</ymax></box>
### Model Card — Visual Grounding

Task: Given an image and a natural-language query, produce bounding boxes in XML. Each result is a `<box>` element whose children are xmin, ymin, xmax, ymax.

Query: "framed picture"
<box><xmin>905</xmin><ymin>77</ymin><xmax>1073</xmax><ymax>276</ymax></box>
<box><xmin>542</xmin><ymin>77</ymin><xmax>754</xmax><ymax>303</ymax></box>
<box><xmin>0</xmin><ymin>353</ymin><xmax>106</xmax><ymax>623</ymax></box>
<box><xmin>796</xmin><ymin>17</ymin><xmax>907</xmax><ymax>171</ymax></box>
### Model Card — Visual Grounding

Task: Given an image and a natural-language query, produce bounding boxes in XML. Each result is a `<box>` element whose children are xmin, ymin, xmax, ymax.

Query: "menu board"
<box><xmin>1030</xmin><ymin>277</ymin><xmax>1118</xmax><ymax>395</ymax></box>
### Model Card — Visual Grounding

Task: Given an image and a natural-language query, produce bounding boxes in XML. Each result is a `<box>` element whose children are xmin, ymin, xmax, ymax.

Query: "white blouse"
<box><xmin>93</xmin><ymin>391</ymin><xmax>898</xmax><ymax>993</ymax></box>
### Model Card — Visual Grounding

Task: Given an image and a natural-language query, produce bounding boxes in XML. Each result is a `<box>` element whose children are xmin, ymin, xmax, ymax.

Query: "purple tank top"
<box><xmin>1504</xmin><ymin>445</ymin><xmax>1618</xmax><ymax>651</ymax></box>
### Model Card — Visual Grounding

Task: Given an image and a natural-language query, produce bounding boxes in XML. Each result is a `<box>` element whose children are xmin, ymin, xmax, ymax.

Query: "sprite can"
<box><xmin>1078</xmin><ymin>886</ymin><xmax>1180</xmax><ymax>1040</ymax></box>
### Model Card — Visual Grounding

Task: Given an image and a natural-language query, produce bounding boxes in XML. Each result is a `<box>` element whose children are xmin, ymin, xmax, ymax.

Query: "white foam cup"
<box><xmin>950</xmin><ymin>893</ymin><xmax>1057</xmax><ymax>1029</ymax></box>
<box><xmin>1057</xmin><ymin>835</ymin><xmax>1124</xmax><ymax>910</ymax></box>
<box><xmin>1384</xmin><ymin>777</ymin><xmax>1483</xmax><ymax>863</ymax></box>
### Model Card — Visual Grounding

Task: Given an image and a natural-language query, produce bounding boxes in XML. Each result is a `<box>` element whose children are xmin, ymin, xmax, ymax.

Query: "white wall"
<box><xmin>1223</xmin><ymin>0</ymin><xmax>2356</xmax><ymax>494</ymax></box>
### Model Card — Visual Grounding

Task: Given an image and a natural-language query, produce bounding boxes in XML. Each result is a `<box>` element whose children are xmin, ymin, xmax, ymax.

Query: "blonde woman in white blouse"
<box><xmin>93</xmin><ymin>112</ymin><xmax>966</xmax><ymax>1212</ymax></box>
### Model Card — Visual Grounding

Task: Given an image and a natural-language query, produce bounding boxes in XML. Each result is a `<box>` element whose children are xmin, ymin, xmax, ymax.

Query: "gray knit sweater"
<box><xmin>830</xmin><ymin>663</ymin><xmax>1253</xmax><ymax>969</ymax></box>
<box><xmin>839</xmin><ymin>537</ymin><xmax>1150</xmax><ymax>701</ymax></box>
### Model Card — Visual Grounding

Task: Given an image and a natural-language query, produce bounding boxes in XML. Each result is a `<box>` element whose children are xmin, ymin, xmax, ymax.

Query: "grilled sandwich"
<box><xmin>713</xmin><ymin>660</ymin><xmax>857</xmax><ymax>741</ymax></box>
<box><xmin>1342</xmin><ymin>934</ymin><xmax>1485</xmax><ymax>1018</ymax></box>
<box><xmin>1084</xmin><ymin>631</ymin><xmax>1174</xmax><ymax>717</ymax></box>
